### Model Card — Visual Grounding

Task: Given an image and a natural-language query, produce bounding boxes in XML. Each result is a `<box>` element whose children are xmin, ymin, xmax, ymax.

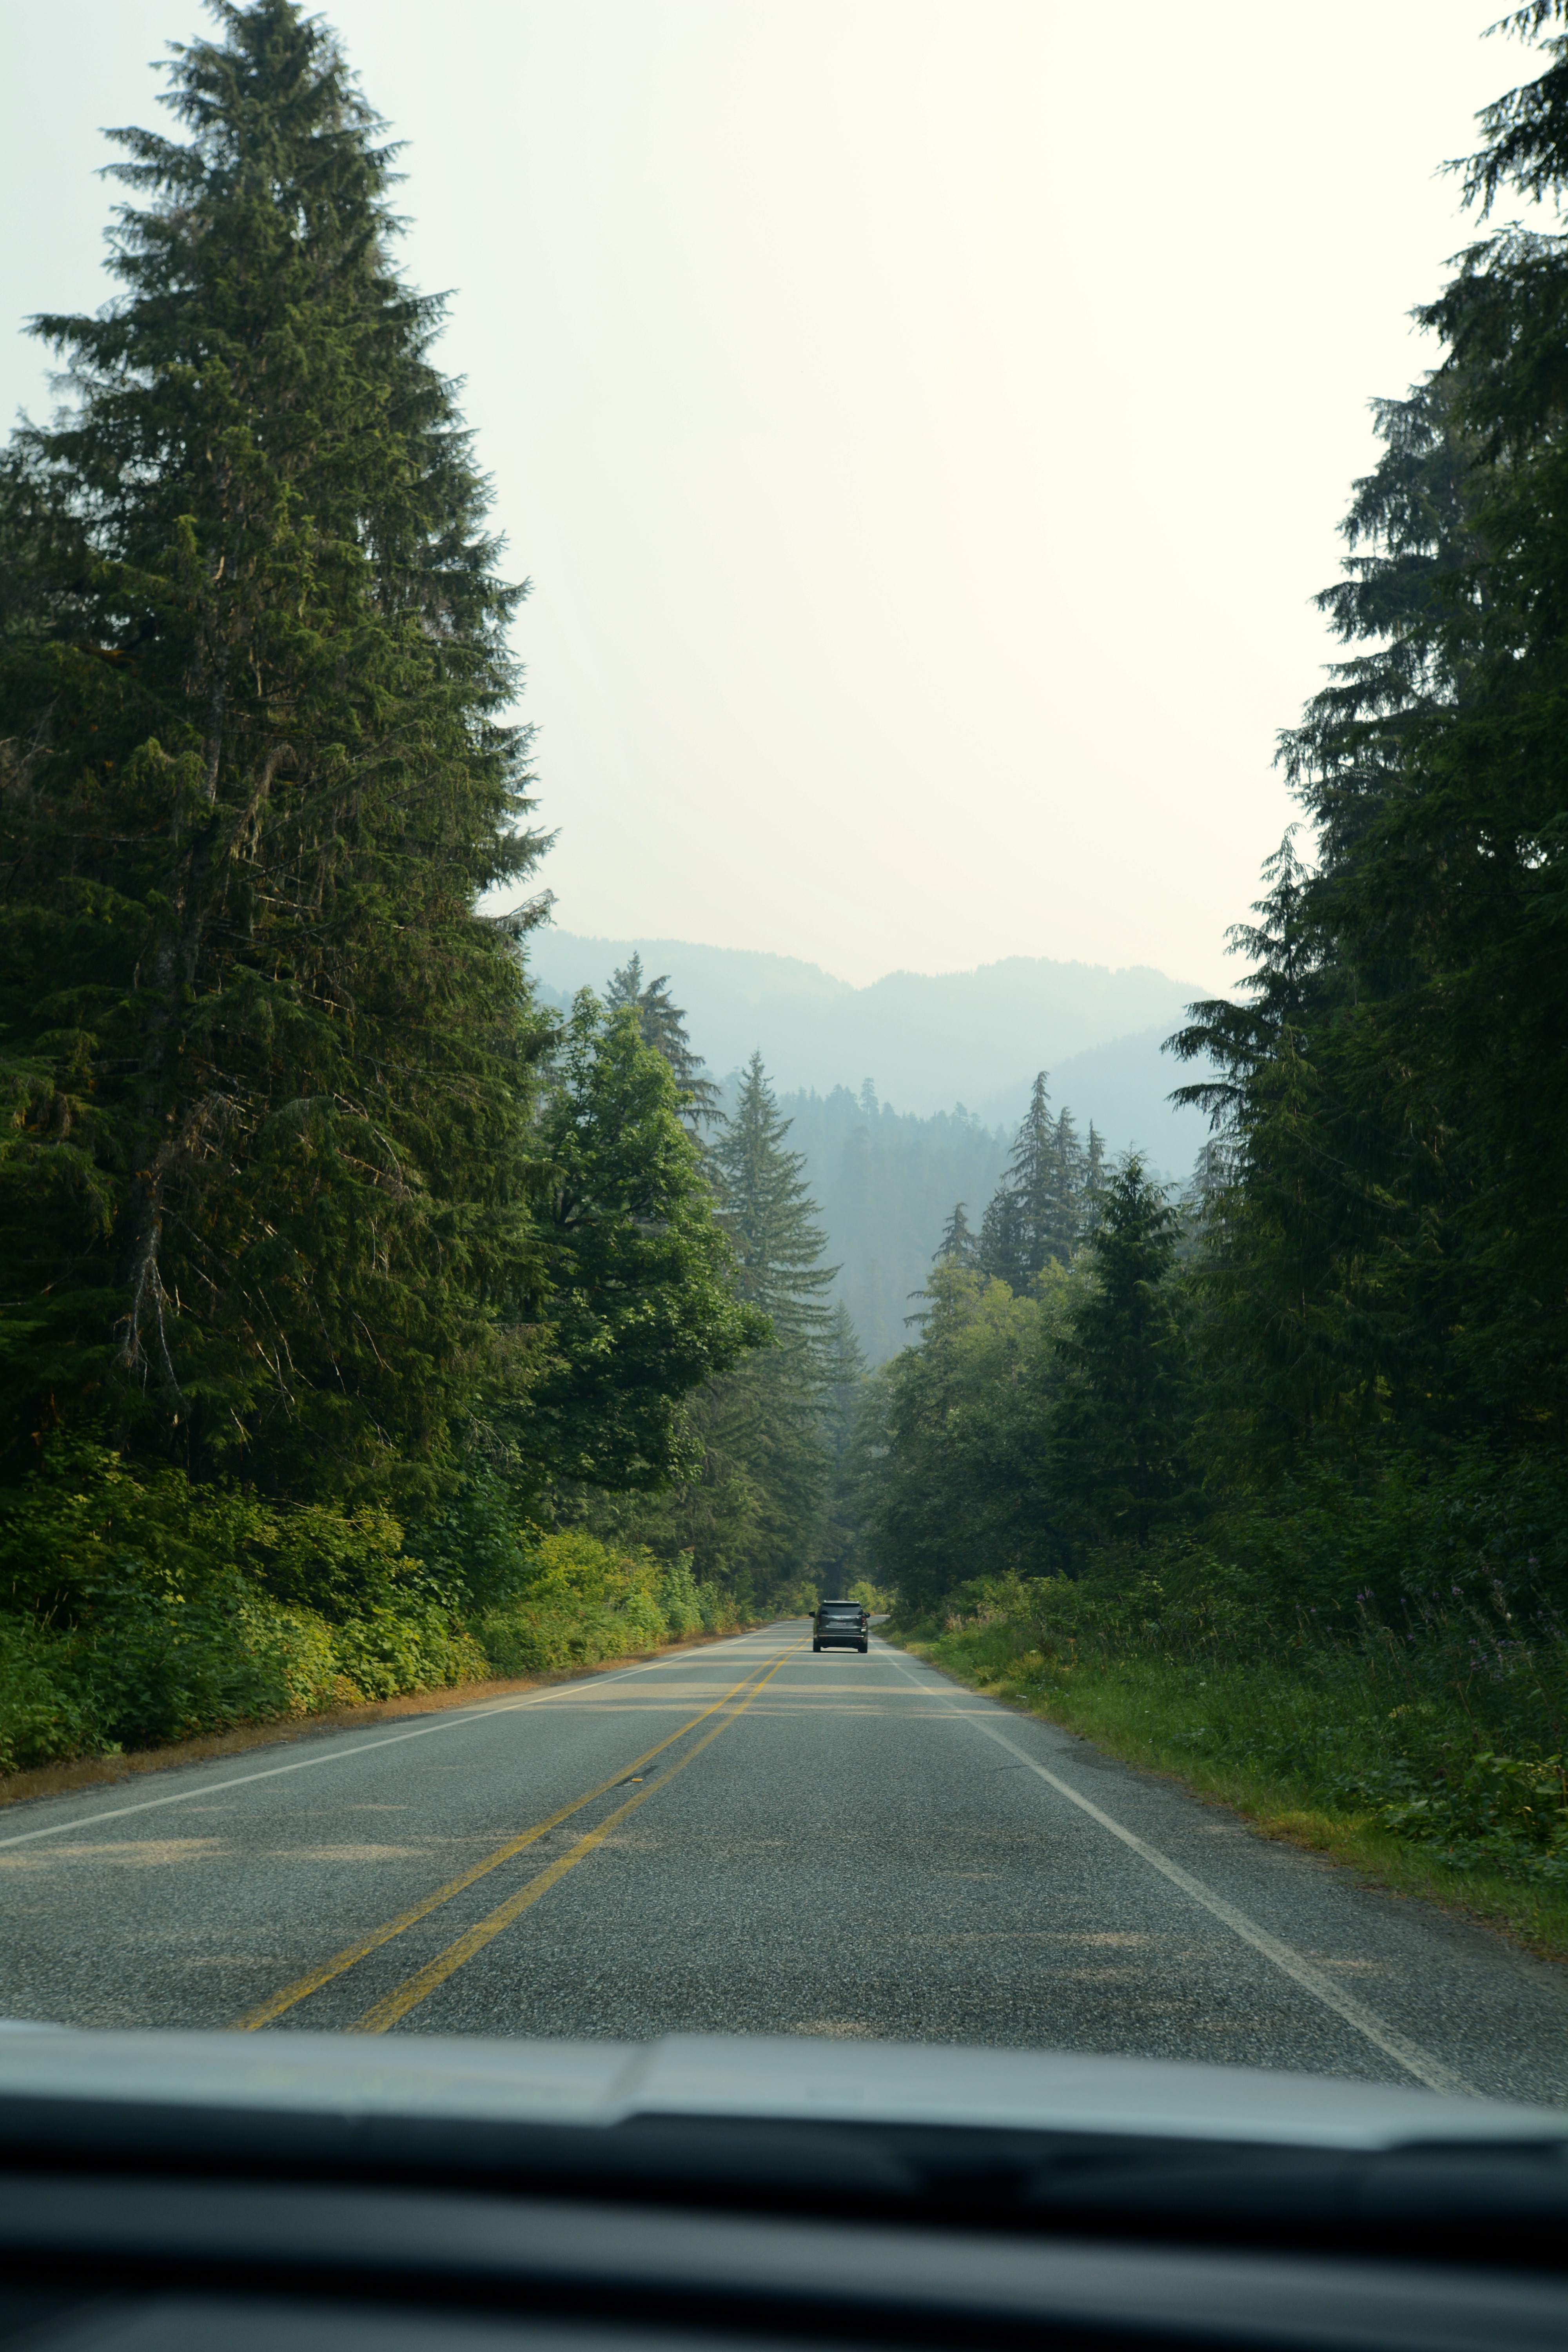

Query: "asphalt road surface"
<box><xmin>1</xmin><ymin>1623</ymin><xmax>1563</xmax><ymax>2102</ymax></box>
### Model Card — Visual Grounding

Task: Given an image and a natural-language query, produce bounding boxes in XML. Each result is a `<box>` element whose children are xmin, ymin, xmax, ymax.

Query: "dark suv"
<box><xmin>812</xmin><ymin>1599</ymin><xmax>869</xmax><ymax>1653</ymax></box>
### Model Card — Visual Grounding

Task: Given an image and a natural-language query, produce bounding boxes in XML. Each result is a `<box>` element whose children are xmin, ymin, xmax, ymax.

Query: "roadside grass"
<box><xmin>889</xmin><ymin>1621</ymin><xmax>1568</xmax><ymax>1965</ymax></box>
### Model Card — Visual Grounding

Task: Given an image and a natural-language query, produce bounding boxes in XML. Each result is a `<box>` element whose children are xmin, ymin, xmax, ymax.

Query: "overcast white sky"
<box><xmin>0</xmin><ymin>1</ymin><xmax>1541</xmax><ymax>990</ymax></box>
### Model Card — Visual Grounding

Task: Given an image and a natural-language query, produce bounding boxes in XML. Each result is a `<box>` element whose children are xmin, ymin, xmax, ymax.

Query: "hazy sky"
<box><xmin>0</xmin><ymin>2</ymin><xmax>1540</xmax><ymax>989</ymax></box>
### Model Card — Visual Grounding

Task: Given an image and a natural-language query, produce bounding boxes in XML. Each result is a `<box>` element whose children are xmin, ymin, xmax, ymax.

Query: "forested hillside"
<box><xmin>728</xmin><ymin>1085</ymin><xmax>1010</xmax><ymax>1363</ymax></box>
<box><xmin>849</xmin><ymin>7</ymin><xmax>1568</xmax><ymax>1935</ymax></box>
<box><xmin>527</xmin><ymin>927</ymin><xmax>1200</xmax><ymax>1136</ymax></box>
<box><xmin>530</xmin><ymin>984</ymin><xmax>1204</xmax><ymax>1364</ymax></box>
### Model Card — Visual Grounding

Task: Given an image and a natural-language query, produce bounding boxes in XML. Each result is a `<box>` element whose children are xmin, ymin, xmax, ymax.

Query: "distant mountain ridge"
<box><xmin>525</xmin><ymin>931</ymin><xmax>1212</xmax><ymax>1160</ymax></box>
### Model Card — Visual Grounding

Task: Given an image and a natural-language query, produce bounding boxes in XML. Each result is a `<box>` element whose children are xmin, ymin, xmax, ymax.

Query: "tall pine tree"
<box><xmin>0</xmin><ymin>0</ymin><xmax>548</xmax><ymax>1498</ymax></box>
<box><xmin>708</xmin><ymin>1053</ymin><xmax>839</xmax><ymax>1593</ymax></box>
<box><xmin>604</xmin><ymin>954</ymin><xmax>720</xmax><ymax>1126</ymax></box>
<box><xmin>1049</xmin><ymin>1157</ymin><xmax>1191</xmax><ymax>1553</ymax></box>
<box><xmin>1171</xmin><ymin>2</ymin><xmax>1568</xmax><ymax>1458</ymax></box>
<box><xmin>976</xmin><ymin>1073</ymin><xmax>1090</xmax><ymax>1290</ymax></box>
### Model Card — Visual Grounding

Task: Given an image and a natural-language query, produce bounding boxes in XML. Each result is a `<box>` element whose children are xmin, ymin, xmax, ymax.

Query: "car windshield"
<box><xmin>0</xmin><ymin>0</ymin><xmax>1563</xmax><ymax>2142</ymax></box>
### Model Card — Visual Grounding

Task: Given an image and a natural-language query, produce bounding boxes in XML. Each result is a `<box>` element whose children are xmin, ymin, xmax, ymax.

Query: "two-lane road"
<box><xmin>1</xmin><ymin>1624</ymin><xmax>1563</xmax><ymax>2101</ymax></box>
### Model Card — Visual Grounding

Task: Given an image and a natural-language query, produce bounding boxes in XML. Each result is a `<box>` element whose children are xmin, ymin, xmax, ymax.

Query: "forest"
<box><xmin>724</xmin><ymin>1081</ymin><xmax>1011</xmax><ymax>1365</ymax></box>
<box><xmin>1</xmin><ymin>0</ymin><xmax>1566</xmax><ymax>1944</ymax></box>
<box><xmin>0</xmin><ymin>3</ymin><xmax>855</xmax><ymax>1769</ymax></box>
<box><xmin>841</xmin><ymin>4</ymin><xmax>1568</xmax><ymax>1936</ymax></box>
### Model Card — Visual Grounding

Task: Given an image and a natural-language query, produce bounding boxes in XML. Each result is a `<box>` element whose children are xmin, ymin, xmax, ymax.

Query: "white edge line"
<box><xmin>877</xmin><ymin>1644</ymin><xmax>1478</xmax><ymax>2100</ymax></box>
<box><xmin>0</xmin><ymin>1629</ymin><xmax>790</xmax><ymax>1853</ymax></box>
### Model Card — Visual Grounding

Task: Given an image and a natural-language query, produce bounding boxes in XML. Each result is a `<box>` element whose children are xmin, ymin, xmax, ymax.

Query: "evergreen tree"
<box><xmin>1085</xmin><ymin>1121</ymin><xmax>1107</xmax><ymax>1198</ymax></box>
<box><xmin>1049</xmin><ymin>1157</ymin><xmax>1191</xmax><ymax>1552</ymax></box>
<box><xmin>934</xmin><ymin>1200</ymin><xmax>979</xmax><ymax>1267</ymax></box>
<box><xmin>604</xmin><ymin>954</ymin><xmax>720</xmax><ymax>1126</ymax></box>
<box><xmin>1171</xmin><ymin>3</ymin><xmax>1568</xmax><ymax>1457</ymax></box>
<box><xmin>510</xmin><ymin>999</ymin><xmax>766</xmax><ymax>1495</ymax></box>
<box><xmin>858</xmin><ymin>1261</ymin><xmax>1058</xmax><ymax>1609</ymax></box>
<box><xmin>1006</xmin><ymin>1073</ymin><xmax>1060</xmax><ymax>1270</ymax></box>
<box><xmin>0</xmin><ymin>0</ymin><xmax>548</xmax><ymax>1499</ymax></box>
<box><xmin>811</xmin><ymin>1302</ymin><xmax>870</xmax><ymax>1591</ymax></box>
<box><xmin>975</xmin><ymin>1073</ymin><xmax>1089</xmax><ymax>1290</ymax></box>
<box><xmin>976</xmin><ymin>1183</ymin><xmax>1029</xmax><ymax>1294</ymax></box>
<box><xmin>715</xmin><ymin>1055</ymin><xmax>837</xmax><ymax>1345</ymax></box>
<box><xmin>1047</xmin><ymin>1106</ymin><xmax>1088</xmax><ymax>1261</ymax></box>
<box><xmin>707</xmin><ymin>1053</ymin><xmax>839</xmax><ymax>1590</ymax></box>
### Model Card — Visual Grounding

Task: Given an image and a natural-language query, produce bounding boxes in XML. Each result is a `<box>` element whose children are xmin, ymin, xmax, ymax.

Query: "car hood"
<box><xmin>0</xmin><ymin>2025</ymin><xmax>1561</xmax><ymax>2151</ymax></box>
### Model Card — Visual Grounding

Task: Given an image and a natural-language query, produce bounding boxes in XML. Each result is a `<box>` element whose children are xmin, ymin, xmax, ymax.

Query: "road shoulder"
<box><xmin>884</xmin><ymin>1626</ymin><xmax>1568</xmax><ymax>1969</ymax></box>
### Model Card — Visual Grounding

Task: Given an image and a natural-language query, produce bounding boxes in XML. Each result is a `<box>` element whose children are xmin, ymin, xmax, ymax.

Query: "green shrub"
<box><xmin>0</xmin><ymin>1440</ymin><xmax>491</xmax><ymax>1770</ymax></box>
<box><xmin>0</xmin><ymin>1448</ymin><xmax>755</xmax><ymax>1776</ymax></box>
<box><xmin>328</xmin><ymin>1604</ymin><xmax>491</xmax><ymax>1702</ymax></box>
<box><xmin>696</xmin><ymin>1582</ymin><xmax>744</xmax><ymax>1635</ymax></box>
<box><xmin>656</xmin><ymin>1551</ymin><xmax>706</xmax><ymax>1638</ymax></box>
<box><xmin>0</xmin><ymin>1614</ymin><xmax>96</xmax><ymax>1774</ymax></box>
<box><xmin>473</xmin><ymin>1529</ymin><xmax>671</xmax><ymax>1675</ymax></box>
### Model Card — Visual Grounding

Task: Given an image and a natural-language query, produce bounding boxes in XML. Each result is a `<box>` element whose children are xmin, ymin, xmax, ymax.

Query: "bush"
<box><xmin>656</xmin><ymin>1551</ymin><xmax>706</xmax><ymax>1638</ymax></box>
<box><xmin>0</xmin><ymin>1614</ymin><xmax>96</xmax><ymax>1775</ymax></box>
<box><xmin>0</xmin><ymin>1440</ymin><xmax>491</xmax><ymax>1771</ymax></box>
<box><xmin>474</xmin><ymin>1530</ymin><xmax>673</xmax><ymax>1675</ymax></box>
<box><xmin>0</xmin><ymin>1447</ymin><xmax>752</xmax><ymax>1777</ymax></box>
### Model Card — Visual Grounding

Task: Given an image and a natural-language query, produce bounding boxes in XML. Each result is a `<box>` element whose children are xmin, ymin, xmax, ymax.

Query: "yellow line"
<box><xmin>228</xmin><ymin>1646</ymin><xmax>791</xmax><ymax>2031</ymax></box>
<box><xmin>347</xmin><ymin>1642</ymin><xmax>802</xmax><ymax>2034</ymax></box>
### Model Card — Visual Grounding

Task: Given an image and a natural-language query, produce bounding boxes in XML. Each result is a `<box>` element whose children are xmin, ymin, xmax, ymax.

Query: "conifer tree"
<box><xmin>1007</xmin><ymin>1073</ymin><xmax>1060</xmax><ymax>1269</ymax></box>
<box><xmin>934</xmin><ymin>1200</ymin><xmax>979</xmax><ymax>1267</ymax></box>
<box><xmin>512</xmin><ymin>1001</ymin><xmax>765</xmax><ymax>1493</ymax></box>
<box><xmin>1171</xmin><ymin>2</ymin><xmax>1568</xmax><ymax>1455</ymax></box>
<box><xmin>975</xmin><ymin>1073</ymin><xmax>1089</xmax><ymax>1290</ymax></box>
<box><xmin>1049</xmin><ymin>1156</ymin><xmax>1191</xmax><ymax>1552</ymax></box>
<box><xmin>976</xmin><ymin>1184</ymin><xmax>1029</xmax><ymax>1294</ymax></box>
<box><xmin>0</xmin><ymin>0</ymin><xmax>548</xmax><ymax>1496</ymax></box>
<box><xmin>1047</xmin><ymin>1106</ymin><xmax>1088</xmax><ymax>1261</ymax></box>
<box><xmin>708</xmin><ymin>1053</ymin><xmax>839</xmax><ymax>1588</ymax></box>
<box><xmin>604</xmin><ymin>955</ymin><xmax>720</xmax><ymax>1126</ymax></box>
<box><xmin>811</xmin><ymin>1302</ymin><xmax>870</xmax><ymax>1590</ymax></box>
<box><xmin>714</xmin><ymin>1054</ymin><xmax>837</xmax><ymax>1347</ymax></box>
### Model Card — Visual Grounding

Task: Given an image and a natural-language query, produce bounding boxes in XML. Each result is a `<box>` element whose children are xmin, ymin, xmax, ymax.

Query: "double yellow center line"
<box><xmin>231</xmin><ymin>1639</ymin><xmax>802</xmax><ymax>2036</ymax></box>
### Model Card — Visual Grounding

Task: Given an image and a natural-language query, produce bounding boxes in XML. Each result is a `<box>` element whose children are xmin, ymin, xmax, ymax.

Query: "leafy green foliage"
<box><xmin>0</xmin><ymin>1436</ymin><xmax>486</xmax><ymax>1769</ymax></box>
<box><xmin>552</xmin><ymin>1054</ymin><xmax>843</xmax><ymax>1608</ymax></box>
<box><xmin>474</xmin><ymin>1529</ymin><xmax>732</xmax><ymax>1677</ymax></box>
<box><xmin>855</xmin><ymin>1257</ymin><xmax>1086</xmax><ymax>1611</ymax></box>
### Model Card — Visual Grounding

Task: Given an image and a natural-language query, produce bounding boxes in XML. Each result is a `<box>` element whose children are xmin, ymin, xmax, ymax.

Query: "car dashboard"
<box><xmin>0</xmin><ymin>2031</ymin><xmax>1562</xmax><ymax>2352</ymax></box>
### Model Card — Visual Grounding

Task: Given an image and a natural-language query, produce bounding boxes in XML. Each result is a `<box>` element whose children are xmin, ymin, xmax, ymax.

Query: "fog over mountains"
<box><xmin>524</xmin><ymin>932</ymin><xmax>1225</xmax><ymax>1357</ymax></box>
<box><xmin>525</xmin><ymin>929</ymin><xmax>1216</xmax><ymax>1169</ymax></box>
